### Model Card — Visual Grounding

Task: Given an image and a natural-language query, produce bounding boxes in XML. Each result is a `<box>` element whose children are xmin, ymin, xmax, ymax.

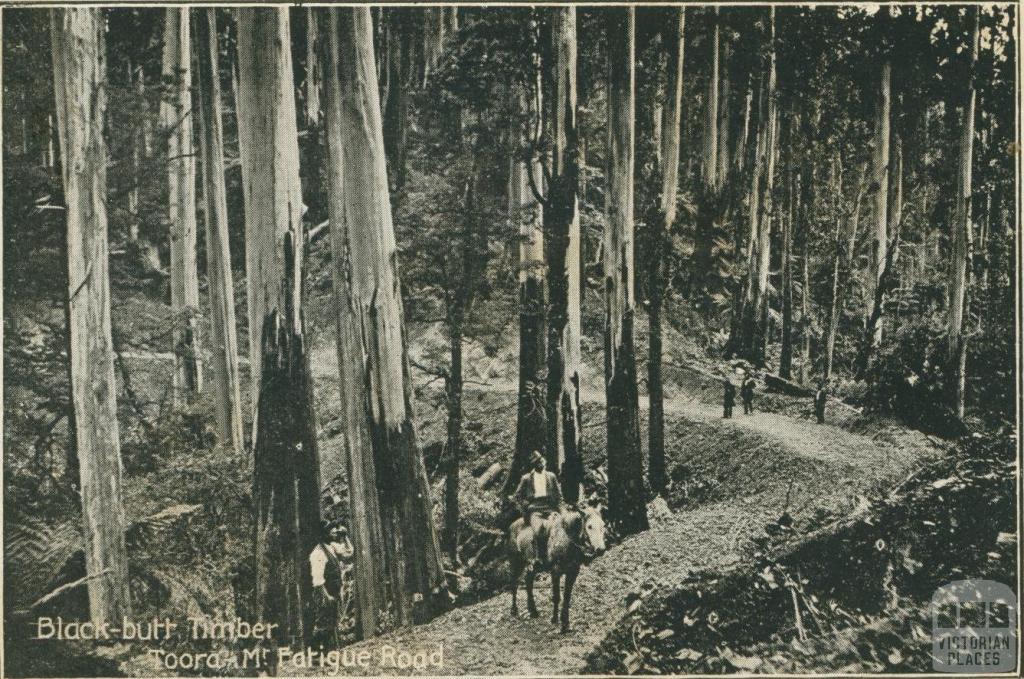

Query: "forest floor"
<box><xmin>4</xmin><ymin>287</ymin><xmax>962</xmax><ymax>677</ymax></box>
<box><xmin>302</xmin><ymin>354</ymin><xmax>940</xmax><ymax>676</ymax></box>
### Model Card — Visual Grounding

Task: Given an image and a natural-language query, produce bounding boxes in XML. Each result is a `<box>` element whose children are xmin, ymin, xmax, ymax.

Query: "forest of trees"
<box><xmin>3</xmin><ymin>2</ymin><xmax>1017</xmax><ymax>661</ymax></box>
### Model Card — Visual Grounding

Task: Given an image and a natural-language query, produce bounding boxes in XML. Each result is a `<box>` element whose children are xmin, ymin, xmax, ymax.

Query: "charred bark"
<box><xmin>236</xmin><ymin>7</ymin><xmax>322</xmax><ymax>648</ymax></box>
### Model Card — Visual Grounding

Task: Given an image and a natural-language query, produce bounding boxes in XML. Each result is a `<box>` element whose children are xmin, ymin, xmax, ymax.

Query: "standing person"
<box><xmin>741</xmin><ymin>375</ymin><xmax>756</xmax><ymax>415</ymax></box>
<box><xmin>309</xmin><ymin>522</ymin><xmax>353</xmax><ymax>649</ymax></box>
<box><xmin>814</xmin><ymin>382</ymin><xmax>828</xmax><ymax>424</ymax></box>
<box><xmin>513</xmin><ymin>451</ymin><xmax>563</xmax><ymax>567</ymax></box>
<box><xmin>722</xmin><ymin>379</ymin><xmax>736</xmax><ymax>418</ymax></box>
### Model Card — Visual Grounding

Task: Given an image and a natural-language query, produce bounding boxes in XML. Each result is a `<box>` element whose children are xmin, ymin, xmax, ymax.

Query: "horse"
<box><xmin>508</xmin><ymin>505</ymin><xmax>606</xmax><ymax>633</ymax></box>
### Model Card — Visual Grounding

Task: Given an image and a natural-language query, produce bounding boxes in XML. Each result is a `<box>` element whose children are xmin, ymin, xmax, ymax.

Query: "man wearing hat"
<box><xmin>309</xmin><ymin>521</ymin><xmax>353</xmax><ymax>649</ymax></box>
<box><xmin>513</xmin><ymin>450</ymin><xmax>563</xmax><ymax>566</ymax></box>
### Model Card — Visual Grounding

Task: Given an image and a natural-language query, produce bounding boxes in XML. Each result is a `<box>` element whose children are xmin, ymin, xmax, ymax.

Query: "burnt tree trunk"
<box><xmin>327</xmin><ymin>7</ymin><xmax>448</xmax><ymax>624</ymax></box>
<box><xmin>507</xmin><ymin>81</ymin><xmax>547</xmax><ymax>496</ymax></box>
<box><xmin>647</xmin><ymin>7</ymin><xmax>684</xmax><ymax>497</ymax></box>
<box><xmin>320</xmin><ymin>9</ymin><xmax>388</xmax><ymax>639</ymax></box>
<box><xmin>738</xmin><ymin>9</ymin><xmax>776</xmax><ymax>365</ymax></box>
<box><xmin>604</xmin><ymin>7</ymin><xmax>647</xmax><ymax>535</ymax></box>
<box><xmin>544</xmin><ymin>7</ymin><xmax>584</xmax><ymax>504</ymax></box>
<box><xmin>236</xmin><ymin>7</ymin><xmax>322</xmax><ymax>649</ymax></box>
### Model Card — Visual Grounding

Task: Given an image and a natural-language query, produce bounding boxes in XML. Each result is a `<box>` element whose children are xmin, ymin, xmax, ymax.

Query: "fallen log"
<box><xmin>476</xmin><ymin>462</ymin><xmax>503</xmax><ymax>489</ymax></box>
<box><xmin>764</xmin><ymin>373</ymin><xmax>815</xmax><ymax>397</ymax></box>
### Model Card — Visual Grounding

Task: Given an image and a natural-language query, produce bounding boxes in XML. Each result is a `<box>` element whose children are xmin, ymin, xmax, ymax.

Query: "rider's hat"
<box><xmin>530</xmin><ymin>450</ymin><xmax>544</xmax><ymax>465</ymax></box>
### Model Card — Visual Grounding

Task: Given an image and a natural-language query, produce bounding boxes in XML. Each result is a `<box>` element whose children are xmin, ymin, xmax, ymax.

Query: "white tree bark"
<box><xmin>236</xmin><ymin>7</ymin><xmax>322</xmax><ymax>648</ymax></box>
<box><xmin>194</xmin><ymin>8</ymin><xmax>244</xmax><ymax>455</ymax></box>
<box><xmin>305</xmin><ymin>8</ymin><xmax>321</xmax><ymax>127</ymax></box>
<box><xmin>321</xmin><ymin>7</ymin><xmax>388</xmax><ymax>638</ymax></box>
<box><xmin>545</xmin><ymin>6</ymin><xmax>584</xmax><ymax>503</ymax></box>
<box><xmin>948</xmin><ymin>8</ymin><xmax>979</xmax><ymax>417</ymax></box>
<box><xmin>327</xmin><ymin>7</ymin><xmax>448</xmax><ymax>625</ymax></box>
<box><xmin>604</xmin><ymin>7</ymin><xmax>647</xmax><ymax>535</ymax></box>
<box><xmin>867</xmin><ymin>60</ymin><xmax>891</xmax><ymax>346</ymax></box>
<box><xmin>162</xmin><ymin>8</ymin><xmax>202</xmax><ymax>399</ymax></box>
<box><xmin>50</xmin><ymin>7</ymin><xmax>131</xmax><ymax>626</ymax></box>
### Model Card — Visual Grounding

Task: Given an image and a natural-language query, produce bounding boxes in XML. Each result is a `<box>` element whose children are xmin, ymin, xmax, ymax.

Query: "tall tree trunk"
<box><xmin>444</xmin><ymin>7</ymin><xmax>459</xmax><ymax>35</ymax></box>
<box><xmin>739</xmin><ymin>10</ymin><xmax>776</xmax><ymax>364</ymax></box>
<box><xmin>800</xmin><ymin>220</ymin><xmax>811</xmax><ymax>384</ymax></box>
<box><xmin>716</xmin><ymin>43</ymin><xmax>731</xmax><ymax>190</ymax></box>
<box><xmin>326</xmin><ymin>7</ymin><xmax>448</xmax><ymax>624</ymax></box>
<box><xmin>507</xmin><ymin>85</ymin><xmax>547</xmax><ymax>496</ymax></box>
<box><xmin>194</xmin><ymin>8</ymin><xmax>244</xmax><ymax>456</ymax></box>
<box><xmin>603</xmin><ymin>7</ymin><xmax>647</xmax><ymax>535</ymax></box>
<box><xmin>50</xmin><ymin>7</ymin><xmax>131</xmax><ymax>626</ymax></box>
<box><xmin>861</xmin><ymin>133</ymin><xmax>904</xmax><ymax>376</ymax></box>
<box><xmin>385</xmin><ymin>11</ymin><xmax>411</xmax><ymax>190</ymax></box>
<box><xmin>382</xmin><ymin>12</ymin><xmax>402</xmax><ymax>186</ymax></box>
<box><xmin>443</xmin><ymin>317</ymin><xmax>463</xmax><ymax>562</ymax></box>
<box><xmin>305</xmin><ymin>8</ymin><xmax>320</xmax><ymax>126</ymax></box>
<box><xmin>422</xmin><ymin>8</ymin><xmax>445</xmax><ymax>87</ymax></box>
<box><xmin>545</xmin><ymin>7</ymin><xmax>584</xmax><ymax>504</ymax></box>
<box><xmin>236</xmin><ymin>7</ymin><xmax>322</xmax><ymax>649</ymax></box>
<box><xmin>866</xmin><ymin>60</ymin><xmax>891</xmax><ymax>347</ymax></box>
<box><xmin>691</xmin><ymin>8</ymin><xmax>720</xmax><ymax>294</ymax></box>
<box><xmin>320</xmin><ymin>9</ymin><xmax>387</xmax><ymax>639</ymax></box>
<box><xmin>779</xmin><ymin>118</ymin><xmax>795</xmax><ymax>380</ymax></box>
<box><xmin>726</xmin><ymin>77</ymin><xmax>756</xmax><ymax>357</ymax></box>
<box><xmin>301</xmin><ymin>8</ymin><xmax>325</xmax><ymax>224</ymax></box>
<box><xmin>163</xmin><ymin>9</ymin><xmax>203</xmax><ymax>401</ymax></box>
<box><xmin>648</xmin><ymin>8</ymin><xmax>684</xmax><ymax>497</ymax></box>
<box><xmin>825</xmin><ymin>158</ymin><xmax>867</xmax><ymax>380</ymax></box>
<box><xmin>442</xmin><ymin>174</ymin><xmax>486</xmax><ymax>563</ymax></box>
<box><xmin>127</xmin><ymin>62</ymin><xmax>141</xmax><ymax>225</ymax></box>
<box><xmin>948</xmin><ymin>7</ymin><xmax>979</xmax><ymax>419</ymax></box>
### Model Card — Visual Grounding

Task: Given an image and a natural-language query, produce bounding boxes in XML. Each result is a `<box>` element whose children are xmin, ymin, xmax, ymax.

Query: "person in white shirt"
<box><xmin>309</xmin><ymin>522</ymin><xmax>353</xmax><ymax>648</ymax></box>
<box><xmin>512</xmin><ymin>451</ymin><xmax>563</xmax><ymax>566</ymax></box>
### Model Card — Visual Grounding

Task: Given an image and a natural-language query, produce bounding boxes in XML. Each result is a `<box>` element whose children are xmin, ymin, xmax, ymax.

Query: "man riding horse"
<box><xmin>512</xmin><ymin>450</ymin><xmax>563</xmax><ymax>567</ymax></box>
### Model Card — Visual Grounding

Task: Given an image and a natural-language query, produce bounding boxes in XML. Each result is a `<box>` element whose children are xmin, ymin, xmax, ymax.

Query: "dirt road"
<box><xmin>299</xmin><ymin>372</ymin><xmax>935</xmax><ymax>676</ymax></box>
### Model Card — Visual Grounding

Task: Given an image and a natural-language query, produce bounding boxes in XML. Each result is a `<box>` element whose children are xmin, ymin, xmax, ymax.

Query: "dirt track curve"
<box><xmin>297</xmin><ymin>384</ymin><xmax>935</xmax><ymax>677</ymax></box>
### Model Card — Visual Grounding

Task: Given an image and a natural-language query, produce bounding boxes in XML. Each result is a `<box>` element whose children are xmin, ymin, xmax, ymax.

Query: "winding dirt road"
<box><xmin>298</xmin><ymin>373</ymin><xmax>936</xmax><ymax>677</ymax></box>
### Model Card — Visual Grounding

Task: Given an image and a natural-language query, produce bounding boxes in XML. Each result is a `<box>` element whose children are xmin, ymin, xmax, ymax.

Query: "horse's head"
<box><xmin>578</xmin><ymin>505</ymin><xmax>607</xmax><ymax>557</ymax></box>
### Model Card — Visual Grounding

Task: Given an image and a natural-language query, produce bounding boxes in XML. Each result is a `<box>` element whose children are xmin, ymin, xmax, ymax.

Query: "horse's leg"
<box><xmin>560</xmin><ymin>567</ymin><xmax>578</xmax><ymax>633</ymax></box>
<box><xmin>550</xmin><ymin>572</ymin><xmax>561</xmax><ymax>625</ymax></box>
<box><xmin>525</xmin><ymin>565</ymin><xmax>538</xmax><ymax>618</ymax></box>
<box><xmin>510</xmin><ymin>556</ymin><xmax>521</xmax><ymax>616</ymax></box>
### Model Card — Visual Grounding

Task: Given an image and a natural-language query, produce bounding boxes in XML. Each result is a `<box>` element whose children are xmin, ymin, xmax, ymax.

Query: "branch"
<box><xmin>525</xmin><ymin>153</ymin><xmax>548</xmax><ymax>206</ymax></box>
<box><xmin>409</xmin><ymin>358</ymin><xmax>448</xmax><ymax>380</ymax></box>
<box><xmin>305</xmin><ymin>219</ymin><xmax>329</xmax><ymax>245</ymax></box>
<box><xmin>25</xmin><ymin>569</ymin><xmax>111</xmax><ymax>612</ymax></box>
